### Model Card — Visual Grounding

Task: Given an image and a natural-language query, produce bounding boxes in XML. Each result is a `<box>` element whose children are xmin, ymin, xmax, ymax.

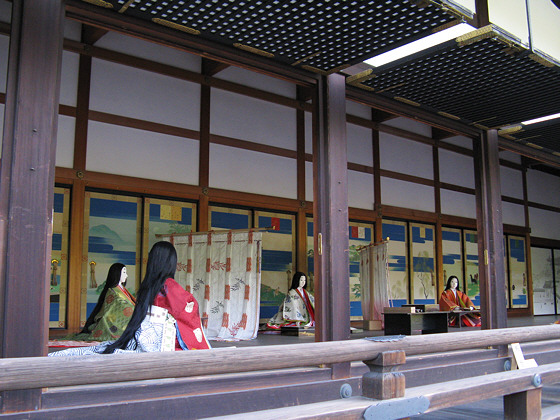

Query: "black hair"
<box><xmin>289</xmin><ymin>271</ymin><xmax>308</xmax><ymax>290</ymax></box>
<box><xmin>445</xmin><ymin>275</ymin><xmax>461</xmax><ymax>292</ymax></box>
<box><xmin>102</xmin><ymin>241</ymin><xmax>177</xmax><ymax>353</ymax></box>
<box><xmin>80</xmin><ymin>263</ymin><xmax>125</xmax><ymax>334</ymax></box>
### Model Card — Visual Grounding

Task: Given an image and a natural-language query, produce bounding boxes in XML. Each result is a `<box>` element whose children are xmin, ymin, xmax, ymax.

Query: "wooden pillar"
<box><xmin>312</xmin><ymin>73</ymin><xmax>350</xmax><ymax>379</ymax></box>
<box><xmin>0</xmin><ymin>0</ymin><xmax>64</xmax><ymax>412</ymax></box>
<box><xmin>198</xmin><ymin>59</ymin><xmax>212</xmax><ymax>232</ymax></box>
<box><xmin>296</xmin><ymin>86</ymin><xmax>309</xmax><ymax>273</ymax></box>
<box><xmin>504</xmin><ymin>388</ymin><xmax>542</xmax><ymax>420</ymax></box>
<box><xmin>473</xmin><ymin>130</ymin><xmax>507</xmax><ymax>334</ymax></box>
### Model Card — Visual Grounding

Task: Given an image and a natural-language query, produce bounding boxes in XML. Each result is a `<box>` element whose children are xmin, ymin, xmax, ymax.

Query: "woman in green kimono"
<box><xmin>71</xmin><ymin>263</ymin><xmax>136</xmax><ymax>341</ymax></box>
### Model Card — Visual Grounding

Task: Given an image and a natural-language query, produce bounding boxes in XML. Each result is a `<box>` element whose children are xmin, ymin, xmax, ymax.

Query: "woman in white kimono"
<box><xmin>266</xmin><ymin>272</ymin><xmax>315</xmax><ymax>329</ymax></box>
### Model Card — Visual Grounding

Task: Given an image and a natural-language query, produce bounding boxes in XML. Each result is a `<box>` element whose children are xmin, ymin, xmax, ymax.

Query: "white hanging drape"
<box><xmin>359</xmin><ymin>241</ymin><xmax>390</xmax><ymax>328</ymax></box>
<box><xmin>162</xmin><ymin>230</ymin><xmax>262</xmax><ymax>341</ymax></box>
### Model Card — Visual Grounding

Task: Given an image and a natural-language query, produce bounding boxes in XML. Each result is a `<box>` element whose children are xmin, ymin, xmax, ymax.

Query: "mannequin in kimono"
<box><xmin>439</xmin><ymin>276</ymin><xmax>481</xmax><ymax>327</ymax></box>
<box><xmin>266</xmin><ymin>272</ymin><xmax>315</xmax><ymax>329</ymax></box>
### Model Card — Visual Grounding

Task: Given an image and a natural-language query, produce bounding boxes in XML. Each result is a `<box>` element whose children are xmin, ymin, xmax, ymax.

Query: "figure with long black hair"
<box><xmin>50</xmin><ymin>241</ymin><xmax>210</xmax><ymax>356</ymax></box>
<box><xmin>439</xmin><ymin>275</ymin><xmax>481</xmax><ymax>327</ymax></box>
<box><xmin>266</xmin><ymin>271</ymin><xmax>315</xmax><ymax>330</ymax></box>
<box><xmin>70</xmin><ymin>262</ymin><xmax>136</xmax><ymax>341</ymax></box>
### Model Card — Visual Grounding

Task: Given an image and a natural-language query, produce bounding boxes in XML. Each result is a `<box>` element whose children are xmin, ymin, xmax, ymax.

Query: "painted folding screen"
<box><xmin>359</xmin><ymin>241</ymin><xmax>390</xmax><ymax>328</ymax></box>
<box><xmin>162</xmin><ymin>231</ymin><xmax>262</xmax><ymax>341</ymax></box>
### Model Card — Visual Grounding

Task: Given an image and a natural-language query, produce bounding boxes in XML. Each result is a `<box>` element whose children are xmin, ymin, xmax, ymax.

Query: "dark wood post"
<box><xmin>0</xmin><ymin>0</ymin><xmax>64</xmax><ymax>412</ymax></box>
<box><xmin>504</xmin><ymin>388</ymin><xmax>542</xmax><ymax>420</ymax></box>
<box><xmin>362</xmin><ymin>350</ymin><xmax>406</xmax><ymax>400</ymax></box>
<box><xmin>313</xmin><ymin>73</ymin><xmax>350</xmax><ymax>379</ymax></box>
<box><xmin>473</xmin><ymin>130</ymin><xmax>508</xmax><ymax>335</ymax></box>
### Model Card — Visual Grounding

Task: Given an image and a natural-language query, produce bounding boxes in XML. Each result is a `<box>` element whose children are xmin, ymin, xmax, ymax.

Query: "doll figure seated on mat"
<box><xmin>266</xmin><ymin>271</ymin><xmax>315</xmax><ymax>329</ymax></box>
<box><xmin>439</xmin><ymin>275</ymin><xmax>481</xmax><ymax>327</ymax></box>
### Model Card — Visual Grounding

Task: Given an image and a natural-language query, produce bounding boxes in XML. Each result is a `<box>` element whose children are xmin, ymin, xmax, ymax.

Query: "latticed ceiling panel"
<box><xmin>503</xmin><ymin>121</ymin><xmax>560</xmax><ymax>158</ymax></box>
<box><xmin>86</xmin><ymin>0</ymin><xmax>460</xmax><ymax>73</ymax></box>
<box><xmin>350</xmin><ymin>27</ymin><xmax>560</xmax><ymax>131</ymax></box>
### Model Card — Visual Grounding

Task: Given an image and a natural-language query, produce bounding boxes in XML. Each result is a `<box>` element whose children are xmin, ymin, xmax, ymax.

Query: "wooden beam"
<box><xmin>81</xmin><ymin>24</ymin><xmax>108</xmax><ymax>45</ymax></box>
<box><xmin>0</xmin><ymin>0</ymin><xmax>65</xmax><ymax>412</ymax></box>
<box><xmin>473</xmin><ymin>130</ymin><xmax>508</xmax><ymax>335</ymax></box>
<box><xmin>201</xmin><ymin>57</ymin><xmax>230</xmax><ymax>76</ymax></box>
<box><xmin>313</xmin><ymin>73</ymin><xmax>350</xmax><ymax>378</ymax></box>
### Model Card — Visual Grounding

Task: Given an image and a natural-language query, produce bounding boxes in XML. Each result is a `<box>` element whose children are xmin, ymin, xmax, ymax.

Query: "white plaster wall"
<box><xmin>217</xmin><ymin>66</ymin><xmax>296</xmax><ymax>98</ymax></box>
<box><xmin>441</xmin><ymin>136</ymin><xmax>473</xmax><ymax>150</ymax></box>
<box><xmin>305</xmin><ymin>111</ymin><xmax>312</xmax><ymax>154</ymax></box>
<box><xmin>529</xmin><ymin>207</ymin><xmax>560</xmax><ymax>239</ymax></box>
<box><xmin>500</xmin><ymin>150</ymin><xmax>522</xmax><ymax>164</ymax></box>
<box><xmin>209</xmin><ymin>144</ymin><xmax>297</xmax><ymax>199</ymax></box>
<box><xmin>56</xmin><ymin>115</ymin><xmax>75</xmax><ymax>168</ymax></box>
<box><xmin>500</xmin><ymin>166</ymin><xmax>523</xmax><ymax>200</ymax></box>
<box><xmin>347</xmin><ymin>123</ymin><xmax>373</xmax><ymax>166</ymax></box>
<box><xmin>380</xmin><ymin>133</ymin><xmax>433</xmax><ymax>179</ymax></box>
<box><xmin>90</xmin><ymin>59</ymin><xmax>201</xmax><ymax>130</ymax></box>
<box><xmin>439</xmin><ymin>148</ymin><xmax>475</xmax><ymax>189</ymax></box>
<box><xmin>488</xmin><ymin>0</ymin><xmax>530</xmax><ymax>45</ymax></box>
<box><xmin>64</xmin><ymin>17</ymin><xmax>81</xmax><ymax>42</ymax></box>
<box><xmin>502</xmin><ymin>201</ymin><xmax>525</xmax><ymax>226</ymax></box>
<box><xmin>0</xmin><ymin>34</ymin><xmax>8</xmax><ymax>93</ymax></box>
<box><xmin>211</xmin><ymin>89</ymin><xmax>296</xmax><ymax>150</ymax></box>
<box><xmin>381</xmin><ymin>177</ymin><xmax>435</xmax><ymax>212</ymax></box>
<box><xmin>0</xmin><ymin>1</ymin><xmax>11</xmax><ymax>24</ymax></box>
<box><xmin>452</xmin><ymin>0</ymin><xmax>475</xmax><ymax>14</ymax></box>
<box><xmin>86</xmin><ymin>121</ymin><xmax>199</xmax><ymax>185</ymax></box>
<box><xmin>59</xmin><ymin>51</ymin><xmax>80</xmax><ymax>107</ymax></box>
<box><xmin>346</xmin><ymin>100</ymin><xmax>371</xmax><ymax>119</ymax></box>
<box><xmin>527</xmin><ymin>169</ymin><xmax>560</xmax><ymax>208</ymax></box>
<box><xmin>382</xmin><ymin>116</ymin><xmax>432</xmax><ymax>138</ymax></box>
<box><xmin>440</xmin><ymin>189</ymin><xmax>476</xmax><ymax>219</ymax></box>
<box><xmin>305</xmin><ymin>160</ymin><xmax>313</xmax><ymax>202</ymax></box>
<box><xmin>348</xmin><ymin>170</ymin><xmax>374</xmax><ymax>210</ymax></box>
<box><xmin>95</xmin><ymin>31</ymin><xmax>201</xmax><ymax>72</ymax></box>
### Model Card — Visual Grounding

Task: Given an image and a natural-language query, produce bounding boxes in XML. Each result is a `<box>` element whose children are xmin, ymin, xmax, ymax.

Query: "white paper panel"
<box><xmin>90</xmin><ymin>59</ymin><xmax>200</xmax><ymax>130</ymax></box>
<box><xmin>381</xmin><ymin>177</ymin><xmax>434</xmax><ymax>212</ymax></box>
<box><xmin>440</xmin><ymin>189</ymin><xmax>476</xmax><ymax>219</ymax></box>
<box><xmin>529</xmin><ymin>0</ymin><xmax>560</xmax><ymax>61</ymax></box>
<box><xmin>94</xmin><ymin>31</ymin><xmax>201</xmax><ymax>71</ymax></box>
<box><xmin>59</xmin><ymin>51</ymin><xmax>80</xmax><ymax>107</ymax></box>
<box><xmin>305</xmin><ymin>111</ymin><xmax>313</xmax><ymax>154</ymax></box>
<box><xmin>380</xmin><ymin>133</ymin><xmax>433</xmax><ymax>179</ymax></box>
<box><xmin>529</xmin><ymin>207</ymin><xmax>560</xmax><ymax>239</ymax></box>
<box><xmin>56</xmin><ymin>115</ymin><xmax>76</xmax><ymax>168</ymax></box>
<box><xmin>488</xmin><ymin>0</ymin><xmax>530</xmax><ymax>45</ymax></box>
<box><xmin>211</xmin><ymin>89</ymin><xmax>296</xmax><ymax>150</ymax></box>
<box><xmin>499</xmin><ymin>150</ymin><xmax>522</xmax><ymax>164</ymax></box>
<box><xmin>217</xmin><ymin>66</ymin><xmax>296</xmax><ymax>98</ymax></box>
<box><xmin>210</xmin><ymin>144</ymin><xmax>297</xmax><ymax>199</ymax></box>
<box><xmin>439</xmin><ymin>148</ymin><xmax>475</xmax><ymax>189</ymax></box>
<box><xmin>86</xmin><ymin>121</ymin><xmax>199</xmax><ymax>185</ymax></box>
<box><xmin>0</xmin><ymin>1</ymin><xmax>11</xmax><ymax>24</ymax></box>
<box><xmin>527</xmin><ymin>168</ymin><xmax>560</xmax><ymax>207</ymax></box>
<box><xmin>305</xmin><ymin>160</ymin><xmax>313</xmax><ymax>202</ymax></box>
<box><xmin>0</xmin><ymin>103</ymin><xmax>4</xmax><ymax>158</ymax></box>
<box><xmin>500</xmin><ymin>166</ymin><xmax>523</xmax><ymax>199</ymax></box>
<box><xmin>501</xmin><ymin>201</ymin><xmax>525</xmax><ymax>226</ymax></box>
<box><xmin>64</xmin><ymin>17</ymin><xmax>81</xmax><ymax>41</ymax></box>
<box><xmin>347</xmin><ymin>123</ymin><xmax>373</xmax><ymax>166</ymax></box>
<box><xmin>348</xmin><ymin>170</ymin><xmax>374</xmax><ymax>210</ymax></box>
<box><xmin>440</xmin><ymin>136</ymin><xmax>473</xmax><ymax>150</ymax></box>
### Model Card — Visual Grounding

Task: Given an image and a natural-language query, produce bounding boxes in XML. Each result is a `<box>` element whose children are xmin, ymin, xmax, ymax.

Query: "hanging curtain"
<box><xmin>359</xmin><ymin>241</ymin><xmax>390</xmax><ymax>328</ymax></box>
<box><xmin>162</xmin><ymin>230</ymin><xmax>262</xmax><ymax>341</ymax></box>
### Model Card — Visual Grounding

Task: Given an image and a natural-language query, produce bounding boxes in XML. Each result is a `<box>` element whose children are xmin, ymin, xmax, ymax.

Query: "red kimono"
<box><xmin>439</xmin><ymin>289</ymin><xmax>481</xmax><ymax>327</ymax></box>
<box><xmin>153</xmin><ymin>278</ymin><xmax>211</xmax><ymax>350</ymax></box>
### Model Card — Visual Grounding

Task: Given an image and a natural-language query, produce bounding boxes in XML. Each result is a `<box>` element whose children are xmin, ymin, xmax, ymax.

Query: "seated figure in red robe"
<box><xmin>439</xmin><ymin>276</ymin><xmax>481</xmax><ymax>327</ymax></box>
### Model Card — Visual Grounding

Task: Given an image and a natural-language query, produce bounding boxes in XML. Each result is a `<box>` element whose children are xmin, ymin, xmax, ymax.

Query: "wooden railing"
<box><xmin>1</xmin><ymin>324</ymin><xmax>560</xmax><ymax>418</ymax></box>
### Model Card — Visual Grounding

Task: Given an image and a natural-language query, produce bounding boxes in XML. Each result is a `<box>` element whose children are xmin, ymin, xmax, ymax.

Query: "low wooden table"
<box><xmin>384</xmin><ymin>311</ymin><xmax>449</xmax><ymax>335</ymax></box>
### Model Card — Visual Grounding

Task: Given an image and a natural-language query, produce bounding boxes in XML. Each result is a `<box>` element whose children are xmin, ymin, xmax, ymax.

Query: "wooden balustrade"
<box><xmin>1</xmin><ymin>325</ymin><xmax>559</xmax><ymax>391</ymax></box>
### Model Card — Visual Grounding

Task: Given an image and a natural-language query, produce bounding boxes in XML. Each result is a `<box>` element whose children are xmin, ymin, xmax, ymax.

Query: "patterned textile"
<box><xmin>439</xmin><ymin>289</ymin><xmax>481</xmax><ymax>327</ymax></box>
<box><xmin>359</xmin><ymin>242</ymin><xmax>390</xmax><ymax>328</ymax></box>
<box><xmin>69</xmin><ymin>285</ymin><xmax>135</xmax><ymax>342</ymax></box>
<box><xmin>266</xmin><ymin>288</ymin><xmax>315</xmax><ymax>329</ymax></box>
<box><xmin>163</xmin><ymin>231</ymin><xmax>262</xmax><ymax>341</ymax></box>
<box><xmin>49</xmin><ymin>278</ymin><xmax>211</xmax><ymax>357</ymax></box>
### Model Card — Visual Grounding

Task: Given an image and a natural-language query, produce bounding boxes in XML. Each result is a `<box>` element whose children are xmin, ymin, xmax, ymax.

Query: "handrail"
<box><xmin>2</xmin><ymin>325</ymin><xmax>559</xmax><ymax>391</ymax></box>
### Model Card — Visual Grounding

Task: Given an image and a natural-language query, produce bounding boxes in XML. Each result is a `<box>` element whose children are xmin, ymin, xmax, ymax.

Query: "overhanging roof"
<box><xmin>71</xmin><ymin>0</ymin><xmax>560</xmax><ymax>167</ymax></box>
